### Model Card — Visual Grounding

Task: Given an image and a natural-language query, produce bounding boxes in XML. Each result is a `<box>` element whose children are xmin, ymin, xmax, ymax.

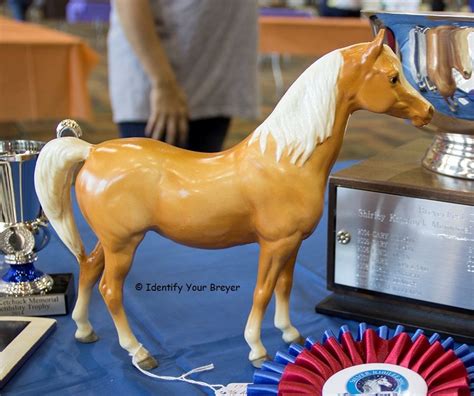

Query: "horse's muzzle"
<box><xmin>412</xmin><ymin>105</ymin><xmax>434</xmax><ymax>127</ymax></box>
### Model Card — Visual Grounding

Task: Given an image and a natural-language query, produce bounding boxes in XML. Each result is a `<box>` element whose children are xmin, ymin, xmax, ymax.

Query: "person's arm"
<box><xmin>114</xmin><ymin>0</ymin><xmax>188</xmax><ymax>145</ymax></box>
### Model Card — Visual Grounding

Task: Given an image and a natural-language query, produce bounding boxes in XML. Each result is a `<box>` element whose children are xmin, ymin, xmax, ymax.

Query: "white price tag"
<box><xmin>215</xmin><ymin>383</ymin><xmax>249</xmax><ymax>395</ymax></box>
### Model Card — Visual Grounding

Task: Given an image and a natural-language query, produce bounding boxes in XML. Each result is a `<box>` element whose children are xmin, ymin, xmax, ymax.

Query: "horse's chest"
<box><xmin>296</xmin><ymin>197</ymin><xmax>324</xmax><ymax>236</ymax></box>
<box><xmin>254</xmin><ymin>188</ymin><xmax>324</xmax><ymax>240</ymax></box>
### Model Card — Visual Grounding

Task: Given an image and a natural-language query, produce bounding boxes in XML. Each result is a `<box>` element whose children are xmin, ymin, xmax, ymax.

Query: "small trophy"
<box><xmin>0</xmin><ymin>140</ymin><xmax>74</xmax><ymax>315</ymax></box>
<box><xmin>0</xmin><ymin>140</ymin><xmax>52</xmax><ymax>295</ymax></box>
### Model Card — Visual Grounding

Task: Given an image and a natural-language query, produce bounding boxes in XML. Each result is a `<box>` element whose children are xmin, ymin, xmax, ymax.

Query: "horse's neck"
<box><xmin>249</xmin><ymin>50</ymin><xmax>344</xmax><ymax>165</ymax></box>
<box><xmin>305</xmin><ymin>99</ymin><xmax>352</xmax><ymax>178</ymax></box>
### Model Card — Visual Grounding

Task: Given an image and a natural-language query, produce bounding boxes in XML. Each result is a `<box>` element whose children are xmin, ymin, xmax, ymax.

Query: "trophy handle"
<box><xmin>33</xmin><ymin>225</ymin><xmax>50</xmax><ymax>253</ymax></box>
<box><xmin>56</xmin><ymin>119</ymin><xmax>82</xmax><ymax>139</ymax></box>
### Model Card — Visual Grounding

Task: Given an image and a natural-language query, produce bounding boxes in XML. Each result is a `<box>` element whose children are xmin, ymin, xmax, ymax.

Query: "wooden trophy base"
<box><xmin>317</xmin><ymin>138</ymin><xmax>473</xmax><ymax>341</ymax></box>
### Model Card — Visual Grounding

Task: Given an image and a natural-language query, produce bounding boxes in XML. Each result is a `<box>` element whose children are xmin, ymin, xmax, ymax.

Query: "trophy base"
<box><xmin>319</xmin><ymin>138</ymin><xmax>473</xmax><ymax>343</ymax></box>
<box><xmin>0</xmin><ymin>274</ymin><xmax>54</xmax><ymax>296</ymax></box>
<box><xmin>316</xmin><ymin>293</ymin><xmax>474</xmax><ymax>344</ymax></box>
<box><xmin>0</xmin><ymin>274</ymin><xmax>75</xmax><ymax>316</ymax></box>
<box><xmin>423</xmin><ymin>133</ymin><xmax>474</xmax><ymax>180</ymax></box>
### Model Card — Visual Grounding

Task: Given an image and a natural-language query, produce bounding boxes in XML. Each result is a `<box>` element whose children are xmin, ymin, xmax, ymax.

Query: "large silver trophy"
<box><xmin>368</xmin><ymin>11</ymin><xmax>474</xmax><ymax>179</ymax></box>
<box><xmin>0</xmin><ymin>140</ymin><xmax>53</xmax><ymax>296</ymax></box>
<box><xmin>318</xmin><ymin>12</ymin><xmax>473</xmax><ymax>342</ymax></box>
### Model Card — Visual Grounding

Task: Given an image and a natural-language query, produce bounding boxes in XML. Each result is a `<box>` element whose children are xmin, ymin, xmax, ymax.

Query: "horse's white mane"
<box><xmin>249</xmin><ymin>49</ymin><xmax>343</xmax><ymax>165</ymax></box>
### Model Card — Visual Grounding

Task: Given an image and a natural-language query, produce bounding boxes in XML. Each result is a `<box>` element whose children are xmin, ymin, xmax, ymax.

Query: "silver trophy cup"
<box><xmin>0</xmin><ymin>140</ymin><xmax>53</xmax><ymax>296</ymax></box>
<box><xmin>365</xmin><ymin>11</ymin><xmax>474</xmax><ymax>179</ymax></box>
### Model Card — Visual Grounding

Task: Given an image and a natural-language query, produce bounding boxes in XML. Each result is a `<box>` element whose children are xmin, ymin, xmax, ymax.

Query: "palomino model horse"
<box><xmin>35</xmin><ymin>30</ymin><xmax>432</xmax><ymax>370</ymax></box>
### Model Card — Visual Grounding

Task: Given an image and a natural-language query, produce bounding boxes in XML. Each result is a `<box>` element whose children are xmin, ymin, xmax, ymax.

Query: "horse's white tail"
<box><xmin>34</xmin><ymin>137</ymin><xmax>92</xmax><ymax>262</ymax></box>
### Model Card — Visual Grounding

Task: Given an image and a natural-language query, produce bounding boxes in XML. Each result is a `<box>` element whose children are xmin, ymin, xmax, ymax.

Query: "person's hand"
<box><xmin>145</xmin><ymin>80</ymin><xmax>189</xmax><ymax>146</ymax></box>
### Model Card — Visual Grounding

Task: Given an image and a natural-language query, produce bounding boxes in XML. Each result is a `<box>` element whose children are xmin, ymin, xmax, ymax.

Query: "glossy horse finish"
<box><xmin>34</xmin><ymin>30</ymin><xmax>432</xmax><ymax>370</ymax></box>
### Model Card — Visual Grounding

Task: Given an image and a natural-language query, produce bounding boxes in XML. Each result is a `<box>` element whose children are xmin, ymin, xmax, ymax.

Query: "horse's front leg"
<box><xmin>244</xmin><ymin>234</ymin><xmax>302</xmax><ymax>368</ymax></box>
<box><xmin>274</xmin><ymin>245</ymin><xmax>304</xmax><ymax>345</ymax></box>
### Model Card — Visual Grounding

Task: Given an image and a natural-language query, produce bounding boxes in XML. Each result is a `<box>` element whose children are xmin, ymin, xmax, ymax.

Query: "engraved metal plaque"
<box><xmin>334</xmin><ymin>187</ymin><xmax>474</xmax><ymax>311</ymax></box>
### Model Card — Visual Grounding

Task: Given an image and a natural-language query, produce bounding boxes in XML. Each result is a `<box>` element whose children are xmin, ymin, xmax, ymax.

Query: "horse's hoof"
<box><xmin>75</xmin><ymin>331</ymin><xmax>99</xmax><ymax>344</ymax></box>
<box><xmin>283</xmin><ymin>333</ymin><xmax>305</xmax><ymax>345</ymax></box>
<box><xmin>136</xmin><ymin>355</ymin><xmax>159</xmax><ymax>371</ymax></box>
<box><xmin>251</xmin><ymin>354</ymin><xmax>271</xmax><ymax>368</ymax></box>
<box><xmin>292</xmin><ymin>335</ymin><xmax>305</xmax><ymax>345</ymax></box>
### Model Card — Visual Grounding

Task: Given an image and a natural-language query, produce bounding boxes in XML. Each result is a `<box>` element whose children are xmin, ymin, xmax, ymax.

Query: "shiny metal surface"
<box><xmin>0</xmin><ymin>140</ymin><xmax>53</xmax><ymax>295</ymax></box>
<box><xmin>334</xmin><ymin>187</ymin><xmax>474</xmax><ymax>310</ymax></box>
<box><xmin>0</xmin><ymin>273</ymin><xmax>53</xmax><ymax>296</ymax></box>
<box><xmin>0</xmin><ymin>140</ymin><xmax>44</xmax><ymax>162</ymax></box>
<box><xmin>365</xmin><ymin>11</ymin><xmax>474</xmax><ymax>179</ymax></box>
<box><xmin>336</xmin><ymin>230</ymin><xmax>351</xmax><ymax>244</ymax></box>
<box><xmin>0</xmin><ymin>224</ymin><xmax>35</xmax><ymax>256</ymax></box>
<box><xmin>0</xmin><ymin>141</ymin><xmax>44</xmax><ymax>225</ymax></box>
<box><xmin>423</xmin><ymin>133</ymin><xmax>474</xmax><ymax>178</ymax></box>
<box><xmin>56</xmin><ymin>119</ymin><xmax>82</xmax><ymax>139</ymax></box>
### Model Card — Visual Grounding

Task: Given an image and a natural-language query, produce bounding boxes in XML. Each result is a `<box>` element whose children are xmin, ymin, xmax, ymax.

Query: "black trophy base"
<box><xmin>316</xmin><ymin>293</ymin><xmax>474</xmax><ymax>344</ymax></box>
<box><xmin>0</xmin><ymin>274</ymin><xmax>75</xmax><ymax>317</ymax></box>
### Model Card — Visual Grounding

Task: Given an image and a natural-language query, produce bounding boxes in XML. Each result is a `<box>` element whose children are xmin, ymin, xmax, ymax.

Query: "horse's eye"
<box><xmin>390</xmin><ymin>75</ymin><xmax>399</xmax><ymax>85</ymax></box>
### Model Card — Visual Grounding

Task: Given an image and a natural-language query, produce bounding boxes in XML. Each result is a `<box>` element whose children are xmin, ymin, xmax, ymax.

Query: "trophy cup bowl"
<box><xmin>0</xmin><ymin>140</ymin><xmax>53</xmax><ymax>296</ymax></box>
<box><xmin>365</xmin><ymin>11</ymin><xmax>474</xmax><ymax>179</ymax></box>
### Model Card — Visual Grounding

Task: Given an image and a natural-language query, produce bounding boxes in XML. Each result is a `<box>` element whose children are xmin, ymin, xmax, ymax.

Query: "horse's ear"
<box><xmin>362</xmin><ymin>28</ymin><xmax>386</xmax><ymax>65</ymax></box>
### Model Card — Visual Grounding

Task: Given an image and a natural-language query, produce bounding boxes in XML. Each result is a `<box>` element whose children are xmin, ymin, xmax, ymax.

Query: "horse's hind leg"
<box><xmin>72</xmin><ymin>242</ymin><xmax>104</xmax><ymax>343</ymax></box>
<box><xmin>274</xmin><ymin>246</ymin><xmax>303</xmax><ymax>345</ymax></box>
<box><xmin>100</xmin><ymin>235</ymin><xmax>158</xmax><ymax>370</ymax></box>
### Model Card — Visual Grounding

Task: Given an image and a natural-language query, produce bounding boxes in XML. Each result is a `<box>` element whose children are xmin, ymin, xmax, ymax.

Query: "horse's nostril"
<box><xmin>428</xmin><ymin>106</ymin><xmax>434</xmax><ymax>118</ymax></box>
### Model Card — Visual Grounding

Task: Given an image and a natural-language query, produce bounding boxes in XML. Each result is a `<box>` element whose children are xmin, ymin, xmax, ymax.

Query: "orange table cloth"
<box><xmin>0</xmin><ymin>16</ymin><xmax>99</xmax><ymax>122</ymax></box>
<box><xmin>259</xmin><ymin>16</ymin><xmax>373</xmax><ymax>56</ymax></box>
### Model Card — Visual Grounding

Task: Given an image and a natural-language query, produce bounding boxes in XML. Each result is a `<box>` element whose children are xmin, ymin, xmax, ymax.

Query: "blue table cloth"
<box><xmin>1</xmin><ymin>161</ymin><xmax>394</xmax><ymax>395</ymax></box>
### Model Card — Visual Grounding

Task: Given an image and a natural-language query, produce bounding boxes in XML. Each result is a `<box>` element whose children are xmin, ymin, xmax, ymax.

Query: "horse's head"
<box><xmin>342</xmin><ymin>29</ymin><xmax>433</xmax><ymax>127</ymax></box>
<box><xmin>378</xmin><ymin>377</ymin><xmax>393</xmax><ymax>387</ymax></box>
